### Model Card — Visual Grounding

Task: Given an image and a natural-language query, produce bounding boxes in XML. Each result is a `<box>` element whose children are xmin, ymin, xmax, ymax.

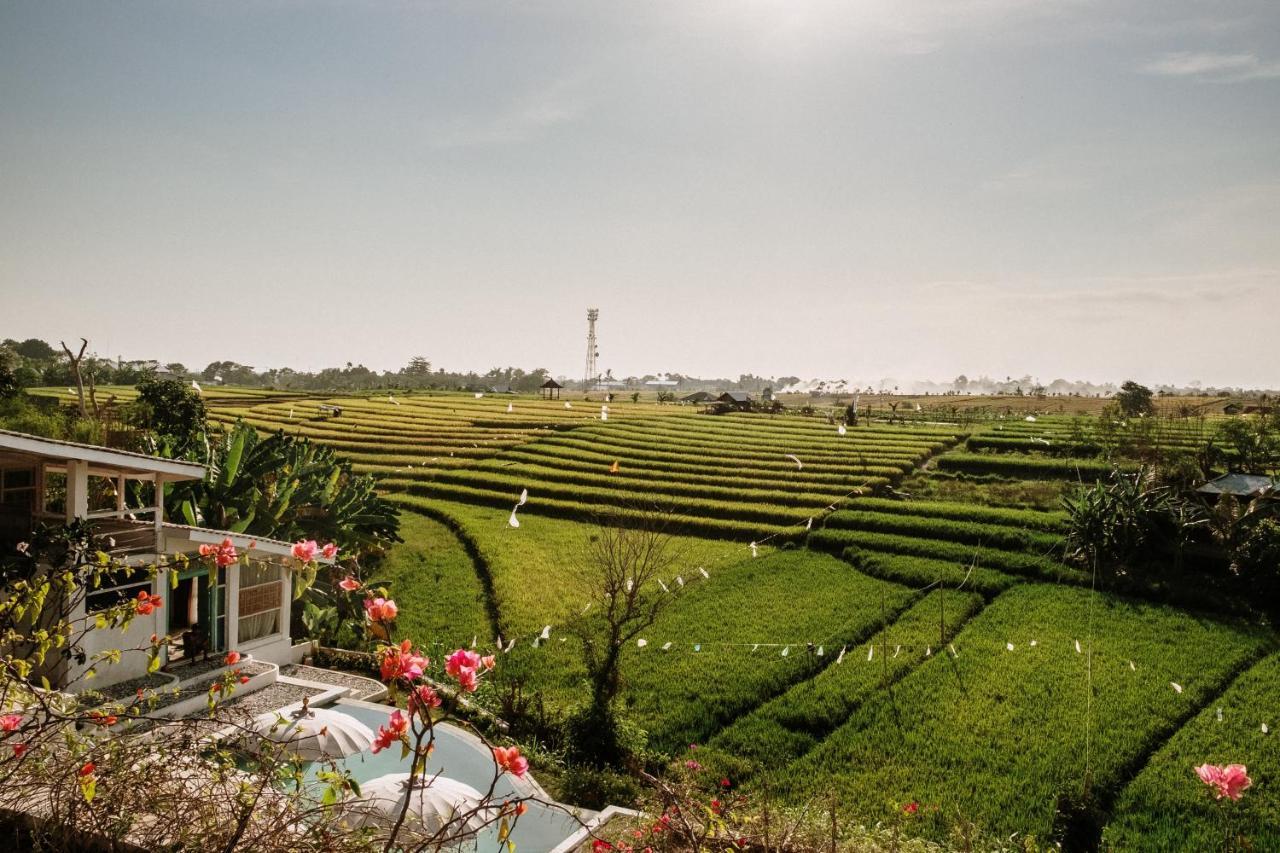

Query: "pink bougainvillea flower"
<box><xmin>198</xmin><ymin>543</ymin><xmax>216</xmax><ymax>558</ymax></box>
<box><xmin>592</xmin><ymin>841</ymin><xmax>613</xmax><ymax>852</ymax></box>
<box><xmin>372</xmin><ymin>710</ymin><xmax>410</xmax><ymax>754</ymax></box>
<box><xmin>291</xmin><ymin>540</ymin><xmax>318</xmax><ymax>562</ymax></box>
<box><xmin>224</xmin><ymin>651</ymin><xmax>241</xmax><ymax>666</ymax></box>
<box><xmin>321</xmin><ymin>542</ymin><xmax>339</xmax><ymax>560</ymax></box>
<box><xmin>493</xmin><ymin>746</ymin><xmax>529</xmax><ymax>778</ymax></box>
<box><xmin>903</xmin><ymin>801</ymin><xmax>919</xmax><ymax>815</ymax></box>
<box><xmin>214</xmin><ymin>538</ymin><xmax>237</xmax><ymax>567</ymax></box>
<box><xmin>445</xmin><ymin>649</ymin><xmax>481</xmax><ymax>678</ymax></box>
<box><xmin>364</xmin><ymin>597</ymin><xmax>398</xmax><ymax>623</ymax></box>
<box><xmin>1195</xmin><ymin>763</ymin><xmax>1253</xmax><ymax>801</ymax></box>
<box><xmin>79</xmin><ymin>761</ymin><xmax>96</xmax><ymax>778</ymax></box>
<box><xmin>12</xmin><ymin>743</ymin><xmax>27</xmax><ymax>758</ymax></box>
<box><xmin>379</xmin><ymin>640</ymin><xmax>427</xmax><ymax>683</ymax></box>
<box><xmin>456</xmin><ymin>667</ymin><xmax>479</xmax><ymax>693</ymax></box>
<box><xmin>480</xmin><ymin>654</ymin><xmax>496</xmax><ymax>671</ymax></box>
<box><xmin>338</xmin><ymin>576</ymin><xmax>360</xmax><ymax>592</ymax></box>
<box><xmin>684</xmin><ymin>759</ymin><xmax>702</xmax><ymax>771</ymax></box>
<box><xmin>408</xmin><ymin>684</ymin><xmax>441</xmax><ymax>714</ymax></box>
<box><xmin>135</xmin><ymin>590</ymin><xmax>162</xmax><ymax>616</ymax></box>
<box><xmin>1</xmin><ymin>715</ymin><xmax>21</xmax><ymax>733</ymax></box>
<box><xmin>239</xmin><ymin>675</ymin><xmax>250</xmax><ymax>685</ymax></box>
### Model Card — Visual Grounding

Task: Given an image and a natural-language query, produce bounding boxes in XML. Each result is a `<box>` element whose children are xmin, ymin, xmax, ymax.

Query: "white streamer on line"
<box><xmin>785</xmin><ymin>454</ymin><xmax>803</xmax><ymax>470</ymax></box>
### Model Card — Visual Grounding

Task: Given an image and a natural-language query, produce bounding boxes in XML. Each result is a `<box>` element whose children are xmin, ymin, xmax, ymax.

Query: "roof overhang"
<box><xmin>0</xmin><ymin>429</ymin><xmax>206</xmax><ymax>482</ymax></box>
<box><xmin>162</xmin><ymin>524</ymin><xmax>336</xmax><ymax>564</ymax></box>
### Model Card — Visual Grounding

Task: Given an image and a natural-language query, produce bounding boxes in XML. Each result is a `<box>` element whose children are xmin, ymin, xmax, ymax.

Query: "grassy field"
<box><xmin>32</xmin><ymin>384</ymin><xmax>1275</xmax><ymax>845</ymax></box>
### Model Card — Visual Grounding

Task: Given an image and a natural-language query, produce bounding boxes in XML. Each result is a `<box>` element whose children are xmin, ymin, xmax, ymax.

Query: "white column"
<box><xmin>66</xmin><ymin>460</ymin><xmax>88</xmax><ymax>521</ymax></box>
<box><xmin>280</xmin><ymin>564</ymin><xmax>293</xmax><ymax>644</ymax></box>
<box><xmin>225</xmin><ymin>562</ymin><xmax>239</xmax><ymax>651</ymax></box>
<box><xmin>115</xmin><ymin>474</ymin><xmax>126</xmax><ymax>516</ymax></box>
<box><xmin>153</xmin><ymin>475</ymin><xmax>164</xmax><ymax>551</ymax></box>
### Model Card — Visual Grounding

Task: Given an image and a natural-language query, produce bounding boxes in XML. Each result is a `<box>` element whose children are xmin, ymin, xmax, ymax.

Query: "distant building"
<box><xmin>681</xmin><ymin>391</ymin><xmax>715</xmax><ymax>404</ymax></box>
<box><xmin>1196</xmin><ymin>473</ymin><xmax>1279</xmax><ymax>499</ymax></box>
<box><xmin>540</xmin><ymin>379</ymin><xmax>563</xmax><ymax>400</ymax></box>
<box><xmin>717</xmin><ymin>392</ymin><xmax>753</xmax><ymax>411</ymax></box>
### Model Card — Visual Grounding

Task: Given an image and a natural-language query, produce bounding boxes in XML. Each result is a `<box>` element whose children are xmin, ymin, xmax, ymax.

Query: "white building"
<box><xmin>0</xmin><ymin>428</ymin><xmax>331</xmax><ymax>690</ymax></box>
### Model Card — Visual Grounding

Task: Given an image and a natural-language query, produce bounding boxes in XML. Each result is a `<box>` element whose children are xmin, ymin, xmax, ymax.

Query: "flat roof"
<box><xmin>0</xmin><ymin>428</ymin><xmax>207</xmax><ymax>482</ymax></box>
<box><xmin>162</xmin><ymin>523</ymin><xmax>336</xmax><ymax>564</ymax></box>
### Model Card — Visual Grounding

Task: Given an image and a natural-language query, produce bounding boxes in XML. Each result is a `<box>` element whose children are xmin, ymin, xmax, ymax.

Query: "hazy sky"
<box><xmin>2</xmin><ymin>1</ymin><xmax>1278</xmax><ymax>388</ymax></box>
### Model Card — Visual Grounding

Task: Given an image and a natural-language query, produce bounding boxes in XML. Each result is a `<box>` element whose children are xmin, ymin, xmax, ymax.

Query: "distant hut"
<box><xmin>540</xmin><ymin>379</ymin><xmax>563</xmax><ymax>400</ymax></box>
<box><xmin>1196</xmin><ymin>473</ymin><xmax>1279</xmax><ymax>501</ymax></box>
<box><xmin>681</xmin><ymin>391</ymin><xmax>715</xmax><ymax>404</ymax></box>
<box><xmin>717</xmin><ymin>392</ymin><xmax>753</xmax><ymax>411</ymax></box>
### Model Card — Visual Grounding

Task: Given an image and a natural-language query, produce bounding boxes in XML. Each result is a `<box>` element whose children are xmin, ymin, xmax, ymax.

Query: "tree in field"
<box><xmin>1116</xmin><ymin>380</ymin><xmax>1154</xmax><ymax>418</ymax></box>
<box><xmin>60</xmin><ymin>338</ymin><xmax>89</xmax><ymax>417</ymax></box>
<box><xmin>133</xmin><ymin>377</ymin><xmax>208</xmax><ymax>455</ymax></box>
<box><xmin>567</xmin><ymin>508</ymin><xmax>682</xmax><ymax>766</ymax></box>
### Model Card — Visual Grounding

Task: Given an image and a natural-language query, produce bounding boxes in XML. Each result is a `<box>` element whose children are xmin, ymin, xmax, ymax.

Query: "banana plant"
<box><xmin>166</xmin><ymin>421</ymin><xmax>401</xmax><ymax>557</ymax></box>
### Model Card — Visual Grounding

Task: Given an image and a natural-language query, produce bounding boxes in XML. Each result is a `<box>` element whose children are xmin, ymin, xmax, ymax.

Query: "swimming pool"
<box><xmin>308</xmin><ymin>699</ymin><xmax>589</xmax><ymax>852</ymax></box>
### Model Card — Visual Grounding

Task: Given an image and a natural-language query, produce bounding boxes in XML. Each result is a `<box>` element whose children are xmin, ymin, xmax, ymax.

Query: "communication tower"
<box><xmin>584</xmin><ymin>309</ymin><xmax>600</xmax><ymax>390</ymax></box>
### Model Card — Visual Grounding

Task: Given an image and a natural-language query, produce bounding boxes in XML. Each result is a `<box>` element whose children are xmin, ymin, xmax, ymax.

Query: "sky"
<box><xmin>1</xmin><ymin>0</ymin><xmax>1278</xmax><ymax>389</ymax></box>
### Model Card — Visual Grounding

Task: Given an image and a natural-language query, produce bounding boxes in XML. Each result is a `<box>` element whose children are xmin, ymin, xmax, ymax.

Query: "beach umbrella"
<box><xmin>348</xmin><ymin>773</ymin><xmax>493</xmax><ymax>836</ymax></box>
<box><xmin>254</xmin><ymin>701</ymin><xmax>375</xmax><ymax>760</ymax></box>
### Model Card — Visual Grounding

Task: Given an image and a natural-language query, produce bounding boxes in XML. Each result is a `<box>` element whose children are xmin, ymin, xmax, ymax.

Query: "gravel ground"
<box><xmin>279</xmin><ymin>664</ymin><xmax>386</xmax><ymax>700</ymax></box>
<box><xmin>81</xmin><ymin>672</ymin><xmax>176</xmax><ymax>705</ymax></box>
<box><xmin>147</xmin><ymin>660</ymin><xmax>274</xmax><ymax>710</ymax></box>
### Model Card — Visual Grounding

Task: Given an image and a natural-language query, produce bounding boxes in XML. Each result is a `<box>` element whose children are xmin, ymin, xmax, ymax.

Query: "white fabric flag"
<box><xmin>637</xmin><ymin>639</ymin><xmax>648</xmax><ymax>648</ymax></box>
<box><xmin>508</xmin><ymin>510</ymin><xmax>520</xmax><ymax>528</ymax></box>
<box><xmin>1171</xmin><ymin>682</ymin><xmax>1183</xmax><ymax>694</ymax></box>
<box><xmin>786</xmin><ymin>454</ymin><xmax>803</xmax><ymax>470</ymax></box>
<box><xmin>518</xmin><ymin>488</ymin><xmax>528</xmax><ymax>506</ymax></box>
<box><xmin>836</xmin><ymin>646</ymin><xmax>847</xmax><ymax>664</ymax></box>
<box><xmin>698</xmin><ymin>567</ymin><xmax>709</xmax><ymax>579</ymax></box>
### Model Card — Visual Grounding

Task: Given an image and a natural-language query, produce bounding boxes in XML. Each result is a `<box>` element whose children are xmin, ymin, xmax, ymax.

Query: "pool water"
<box><xmin>305</xmin><ymin>701</ymin><xmax>587</xmax><ymax>851</ymax></box>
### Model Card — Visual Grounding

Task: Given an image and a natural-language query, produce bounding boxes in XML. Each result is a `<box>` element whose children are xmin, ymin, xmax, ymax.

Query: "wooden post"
<box><xmin>939</xmin><ymin>574</ymin><xmax>946</xmax><ymax>647</ymax></box>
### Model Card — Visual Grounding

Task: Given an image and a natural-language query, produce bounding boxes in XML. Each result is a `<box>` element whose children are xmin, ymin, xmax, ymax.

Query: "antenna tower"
<box><xmin>584</xmin><ymin>308</ymin><xmax>600</xmax><ymax>390</ymax></box>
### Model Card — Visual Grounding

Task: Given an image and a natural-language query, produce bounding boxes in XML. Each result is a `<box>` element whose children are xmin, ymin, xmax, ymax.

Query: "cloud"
<box><xmin>427</xmin><ymin>77</ymin><xmax>588</xmax><ymax>149</ymax></box>
<box><xmin>1140</xmin><ymin>51</ymin><xmax>1280</xmax><ymax>82</ymax></box>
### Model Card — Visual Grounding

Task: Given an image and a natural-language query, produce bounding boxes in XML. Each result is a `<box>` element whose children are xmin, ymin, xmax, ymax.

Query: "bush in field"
<box><xmin>133</xmin><ymin>376</ymin><xmax>208</xmax><ymax>454</ymax></box>
<box><xmin>1116</xmin><ymin>380</ymin><xmax>1154</xmax><ymax>418</ymax></box>
<box><xmin>1061</xmin><ymin>471</ymin><xmax>1180</xmax><ymax>579</ymax></box>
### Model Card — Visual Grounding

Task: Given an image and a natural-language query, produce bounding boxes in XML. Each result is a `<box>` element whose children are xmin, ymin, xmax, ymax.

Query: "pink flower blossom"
<box><xmin>1196</xmin><ymin>763</ymin><xmax>1252</xmax><ymax>801</ymax></box>
<box><xmin>364</xmin><ymin>597</ymin><xmax>398</xmax><ymax>623</ymax></box>
<box><xmin>291</xmin><ymin>540</ymin><xmax>318</xmax><ymax>562</ymax></box>
<box><xmin>224</xmin><ymin>650</ymin><xmax>241</xmax><ymax>666</ymax></box>
<box><xmin>684</xmin><ymin>759</ymin><xmax>702</xmax><ymax>771</ymax></box>
<box><xmin>445</xmin><ymin>649</ymin><xmax>481</xmax><ymax>678</ymax></box>
<box><xmin>135</xmin><ymin>590</ymin><xmax>162</xmax><ymax>616</ymax></box>
<box><xmin>379</xmin><ymin>640</ymin><xmax>428</xmax><ymax>683</ymax></box>
<box><xmin>408</xmin><ymin>684</ymin><xmax>442</xmax><ymax>714</ymax></box>
<box><xmin>480</xmin><ymin>655</ymin><xmax>496</xmax><ymax>671</ymax></box>
<box><xmin>338</xmin><ymin>576</ymin><xmax>360</xmax><ymax>592</ymax></box>
<box><xmin>79</xmin><ymin>761</ymin><xmax>96</xmax><ymax>778</ymax></box>
<box><xmin>456</xmin><ymin>667</ymin><xmax>479</xmax><ymax>693</ymax></box>
<box><xmin>321</xmin><ymin>543</ymin><xmax>339</xmax><ymax>560</ymax></box>
<box><xmin>493</xmin><ymin>746</ymin><xmax>529</xmax><ymax>777</ymax></box>
<box><xmin>202</xmin><ymin>538</ymin><xmax>238</xmax><ymax>566</ymax></box>
<box><xmin>372</xmin><ymin>710</ymin><xmax>410</xmax><ymax>754</ymax></box>
<box><xmin>12</xmin><ymin>743</ymin><xmax>27</xmax><ymax>758</ymax></box>
<box><xmin>0</xmin><ymin>715</ymin><xmax>21</xmax><ymax>733</ymax></box>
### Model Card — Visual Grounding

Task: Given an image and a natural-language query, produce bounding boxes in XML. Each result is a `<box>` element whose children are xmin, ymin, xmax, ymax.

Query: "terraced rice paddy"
<box><xmin>44</xmin><ymin>384</ymin><xmax>1279</xmax><ymax>845</ymax></box>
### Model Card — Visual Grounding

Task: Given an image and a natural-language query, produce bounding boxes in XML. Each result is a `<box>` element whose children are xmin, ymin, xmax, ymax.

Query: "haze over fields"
<box><xmin>2</xmin><ymin>1</ymin><xmax>1278</xmax><ymax>386</ymax></box>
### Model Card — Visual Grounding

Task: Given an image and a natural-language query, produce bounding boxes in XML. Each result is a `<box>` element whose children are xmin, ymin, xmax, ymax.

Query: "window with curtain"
<box><xmin>238</xmin><ymin>561</ymin><xmax>283</xmax><ymax>644</ymax></box>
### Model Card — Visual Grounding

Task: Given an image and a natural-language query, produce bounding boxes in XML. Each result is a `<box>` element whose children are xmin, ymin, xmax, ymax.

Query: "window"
<box><xmin>0</xmin><ymin>468</ymin><xmax>35</xmax><ymax>511</ymax></box>
<box><xmin>238</xmin><ymin>562</ymin><xmax>283</xmax><ymax>644</ymax></box>
<box><xmin>85</xmin><ymin>565</ymin><xmax>154</xmax><ymax>613</ymax></box>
